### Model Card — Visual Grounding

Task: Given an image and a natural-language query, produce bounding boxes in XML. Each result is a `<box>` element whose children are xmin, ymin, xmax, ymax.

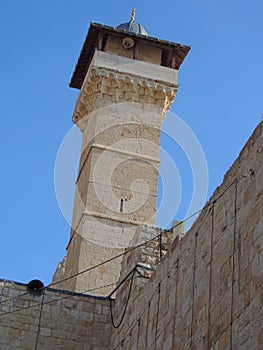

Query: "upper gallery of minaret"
<box><xmin>69</xmin><ymin>7</ymin><xmax>190</xmax><ymax>91</ymax></box>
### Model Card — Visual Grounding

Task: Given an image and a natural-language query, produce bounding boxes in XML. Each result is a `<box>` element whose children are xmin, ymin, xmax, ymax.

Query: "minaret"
<box><xmin>52</xmin><ymin>10</ymin><xmax>190</xmax><ymax>295</ymax></box>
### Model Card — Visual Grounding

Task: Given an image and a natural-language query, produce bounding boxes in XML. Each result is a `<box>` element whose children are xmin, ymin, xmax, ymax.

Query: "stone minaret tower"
<box><xmin>52</xmin><ymin>10</ymin><xmax>190</xmax><ymax>295</ymax></box>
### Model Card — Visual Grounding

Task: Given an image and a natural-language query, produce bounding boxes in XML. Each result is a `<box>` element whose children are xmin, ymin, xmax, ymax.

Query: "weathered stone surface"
<box><xmin>53</xmin><ymin>47</ymin><xmax>178</xmax><ymax>296</ymax></box>
<box><xmin>0</xmin><ymin>280</ymin><xmax>111</xmax><ymax>349</ymax></box>
<box><xmin>110</xmin><ymin>121</ymin><xmax>263</xmax><ymax>350</ymax></box>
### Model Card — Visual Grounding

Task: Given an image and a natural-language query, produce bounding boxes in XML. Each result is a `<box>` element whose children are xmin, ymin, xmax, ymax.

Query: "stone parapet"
<box><xmin>0</xmin><ymin>279</ymin><xmax>111</xmax><ymax>349</ymax></box>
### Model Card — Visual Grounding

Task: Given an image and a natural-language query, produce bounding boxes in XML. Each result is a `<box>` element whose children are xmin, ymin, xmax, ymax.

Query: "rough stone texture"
<box><xmin>53</xmin><ymin>232</ymin><xmax>124</xmax><ymax>296</ymax></box>
<box><xmin>110</xmin><ymin>121</ymin><xmax>263</xmax><ymax>350</ymax></box>
<box><xmin>0</xmin><ymin>122</ymin><xmax>262</xmax><ymax>349</ymax></box>
<box><xmin>0</xmin><ymin>279</ymin><xmax>111</xmax><ymax>350</ymax></box>
<box><xmin>52</xmin><ymin>49</ymin><xmax>179</xmax><ymax>295</ymax></box>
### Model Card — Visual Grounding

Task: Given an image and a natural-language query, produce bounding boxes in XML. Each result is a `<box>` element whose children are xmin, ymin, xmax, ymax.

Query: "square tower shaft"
<box><xmin>52</xmin><ymin>22</ymin><xmax>190</xmax><ymax>295</ymax></box>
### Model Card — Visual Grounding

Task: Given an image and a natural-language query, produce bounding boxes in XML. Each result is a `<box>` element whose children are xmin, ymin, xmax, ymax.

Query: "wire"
<box><xmin>0</xmin><ymin>229</ymin><xmax>164</xmax><ymax>307</ymax></box>
<box><xmin>109</xmin><ymin>267</ymin><xmax>137</xmax><ymax>328</ymax></box>
<box><xmin>0</xmin><ymin>281</ymin><xmax>117</xmax><ymax>318</ymax></box>
<box><xmin>189</xmin><ymin>204</ymin><xmax>211</xmax><ymax>349</ymax></box>
<box><xmin>49</xmin><ymin>234</ymin><xmax>160</xmax><ymax>289</ymax></box>
<box><xmin>0</xmin><ymin>176</ymin><xmax>240</xmax><ymax>311</ymax></box>
<box><xmin>34</xmin><ymin>290</ymin><xmax>45</xmax><ymax>350</ymax></box>
<box><xmin>136</xmin><ymin>318</ymin><xmax>141</xmax><ymax>350</ymax></box>
<box><xmin>0</xmin><ymin>291</ymin><xmax>32</xmax><ymax>306</ymax></box>
<box><xmin>169</xmin><ymin>178</ymin><xmax>237</xmax><ymax>231</ymax></box>
<box><xmin>145</xmin><ymin>300</ymin><xmax>150</xmax><ymax>349</ymax></box>
<box><xmin>154</xmin><ymin>282</ymin><xmax>161</xmax><ymax>350</ymax></box>
<box><xmin>0</xmin><ymin>272</ymin><xmax>146</xmax><ymax>319</ymax></box>
<box><xmin>190</xmin><ymin>231</ymin><xmax>198</xmax><ymax>350</ymax></box>
<box><xmin>171</xmin><ymin>259</ymin><xmax>179</xmax><ymax>350</ymax></box>
<box><xmin>113</xmin><ymin>284</ymin><xmax>158</xmax><ymax>350</ymax></box>
<box><xmin>159</xmin><ymin>231</ymin><xmax>163</xmax><ymax>261</ymax></box>
<box><xmin>49</xmin><ymin>207</ymin><xmax>213</xmax><ymax>290</ymax></box>
<box><xmin>0</xmin><ymin>207</ymin><xmax>216</xmax><ymax>310</ymax></box>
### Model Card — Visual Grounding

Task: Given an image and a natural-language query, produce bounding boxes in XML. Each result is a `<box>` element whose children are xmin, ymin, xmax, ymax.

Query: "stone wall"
<box><xmin>1</xmin><ymin>122</ymin><xmax>262</xmax><ymax>349</ymax></box>
<box><xmin>110</xmin><ymin>121</ymin><xmax>263</xmax><ymax>349</ymax></box>
<box><xmin>0</xmin><ymin>279</ymin><xmax>111</xmax><ymax>350</ymax></box>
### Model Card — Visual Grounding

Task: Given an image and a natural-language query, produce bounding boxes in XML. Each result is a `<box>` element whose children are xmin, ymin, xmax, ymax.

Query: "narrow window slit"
<box><xmin>120</xmin><ymin>199</ymin><xmax>124</xmax><ymax>212</ymax></box>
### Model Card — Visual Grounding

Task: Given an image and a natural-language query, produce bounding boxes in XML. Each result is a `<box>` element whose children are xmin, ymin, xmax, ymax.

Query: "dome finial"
<box><xmin>130</xmin><ymin>7</ymin><xmax>136</xmax><ymax>23</ymax></box>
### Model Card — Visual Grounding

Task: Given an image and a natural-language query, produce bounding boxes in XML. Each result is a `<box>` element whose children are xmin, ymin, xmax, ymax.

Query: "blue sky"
<box><xmin>0</xmin><ymin>1</ymin><xmax>262</xmax><ymax>286</ymax></box>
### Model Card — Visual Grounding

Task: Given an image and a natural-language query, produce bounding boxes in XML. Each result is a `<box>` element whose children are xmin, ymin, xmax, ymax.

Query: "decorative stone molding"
<box><xmin>72</xmin><ymin>67</ymin><xmax>178</xmax><ymax>123</ymax></box>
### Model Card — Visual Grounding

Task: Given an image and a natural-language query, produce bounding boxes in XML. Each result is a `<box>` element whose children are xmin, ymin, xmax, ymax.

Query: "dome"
<box><xmin>116</xmin><ymin>21</ymin><xmax>148</xmax><ymax>36</ymax></box>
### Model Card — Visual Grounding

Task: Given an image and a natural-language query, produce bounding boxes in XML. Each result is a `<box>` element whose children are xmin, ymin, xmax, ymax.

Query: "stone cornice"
<box><xmin>72</xmin><ymin>66</ymin><xmax>178</xmax><ymax>123</ymax></box>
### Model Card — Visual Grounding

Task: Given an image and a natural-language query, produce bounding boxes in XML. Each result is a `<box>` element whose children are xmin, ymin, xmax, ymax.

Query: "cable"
<box><xmin>136</xmin><ymin>318</ymin><xmax>141</xmax><ymax>350</ymax></box>
<box><xmin>0</xmin><ymin>281</ymin><xmax>118</xmax><ymax>318</ymax></box>
<box><xmin>159</xmin><ymin>231</ymin><xmax>163</xmax><ymax>261</ymax></box>
<box><xmin>190</xmin><ymin>231</ymin><xmax>198</xmax><ymax>350</ymax></box>
<box><xmin>34</xmin><ymin>290</ymin><xmax>45</xmax><ymax>350</ymax></box>
<box><xmin>145</xmin><ymin>300</ymin><xmax>150</xmax><ymax>350</ymax></box>
<box><xmin>0</xmin><ymin>272</ymin><xmax>145</xmax><ymax>319</ymax></box>
<box><xmin>114</xmin><ymin>279</ymin><xmax>163</xmax><ymax>350</ymax></box>
<box><xmin>0</xmin><ymin>176</ymin><xmax>241</xmax><ymax>311</ymax></box>
<box><xmin>109</xmin><ymin>267</ymin><xmax>137</xmax><ymax>328</ymax></box>
<box><xmin>1</xmin><ymin>228</ymin><xmax>165</xmax><ymax>307</ymax></box>
<box><xmin>169</xmin><ymin>178</ymin><xmax>237</xmax><ymax>231</ymax></box>
<box><xmin>113</xmin><ymin>318</ymin><xmax>139</xmax><ymax>350</ymax></box>
<box><xmin>49</xmin><ymin>234</ymin><xmax>161</xmax><ymax>289</ymax></box>
<box><xmin>171</xmin><ymin>259</ymin><xmax>179</xmax><ymax>350</ymax></box>
<box><xmin>111</xmin><ymin>274</ymin><xmax>162</xmax><ymax>350</ymax></box>
<box><xmin>49</xmin><ymin>207</ymin><xmax>215</xmax><ymax>290</ymax></box>
<box><xmin>0</xmin><ymin>205</ymin><xmax>221</xmax><ymax>313</ymax></box>
<box><xmin>189</xmin><ymin>204</ymin><xmax>211</xmax><ymax>349</ymax></box>
<box><xmin>0</xmin><ymin>291</ymin><xmax>32</xmax><ymax>306</ymax></box>
<box><xmin>154</xmin><ymin>282</ymin><xmax>161</xmax><ymax>350</ymax></box>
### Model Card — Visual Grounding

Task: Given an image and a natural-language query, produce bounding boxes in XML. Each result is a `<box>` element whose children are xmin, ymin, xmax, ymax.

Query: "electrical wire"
<box><xmin>171</xmin><ymin>259</ymin><xmax>179</xmax><ymax>350</ymax></box>
<box><xmin>0</xmin><ymin>176</ymin><xmax>241</xmax><ymax>314</ymax></box>
<box><xmin>49</xmin><ymin>207</ymin><xmax>212</xmax><ymax>290</ymax></box>
<box><xmin>0</xmin><ymin>205</ymin><xmax>222</xmax><ymax>313</ymax></box>
<box><xmin>169</xmin><ymin>178</ymin><xmax>238</xmax><ymax>231</ymax></box>
<box><xmin>145</xmin><ymin>300</ymin><xmax>150</xmax><ymax>350</ymax></box>
<box><xmin>190</xmin><ymin>231</ymin><xmax>198</xmax><ymax>350</ymax></box>
<box><xmin>0</xmin><ymin>291</ymin><xmax>33</xmax><ymax>306</ymax></box>
<box><xmin>0</xmin><ymin>281</ymin><xmax>117</xmax><ymax>317</ymax></box>
<box><xmin>154</xmin><ymin>282</ymin><xmax>161</xmax><ymax>350</ymax></box>
<box><xmin>0</xmin><ymin>230</ymin><xmax>164</xmax><ymax>307</ymax></box>
<box><xmin>34</xmin><ymin>290</ymin><xmax>45</xmax><ymax>350</ymax></box>
<box><xmin>112</xmin><ymin>279</ymin><xmax>161</xmax><ymax>350</ymax></box>
<box><xmin>109</xmin><ymin>267</ymin><xmax>137</xmax><ymax>328</ymax></box>
<box><xmin>136</xmin><ymin>318</ymin><xmax>141</xmax><ymax>350</ymax></box>
<box><xmin>0</xmin><ymin>271</ymin><xmax>146</xmax><ymax>319</ymax></box>
<box><xmin>0</xmin><ymin>165</ymin><xmax>254</xmax><ymax>350</ymax></box>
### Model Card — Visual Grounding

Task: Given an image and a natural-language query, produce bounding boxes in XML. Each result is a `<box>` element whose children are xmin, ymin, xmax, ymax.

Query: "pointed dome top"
<box><xmin>116</xmin><ymin>8</ymin><xmax>148</xmax><ymax>36</ymax></box>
